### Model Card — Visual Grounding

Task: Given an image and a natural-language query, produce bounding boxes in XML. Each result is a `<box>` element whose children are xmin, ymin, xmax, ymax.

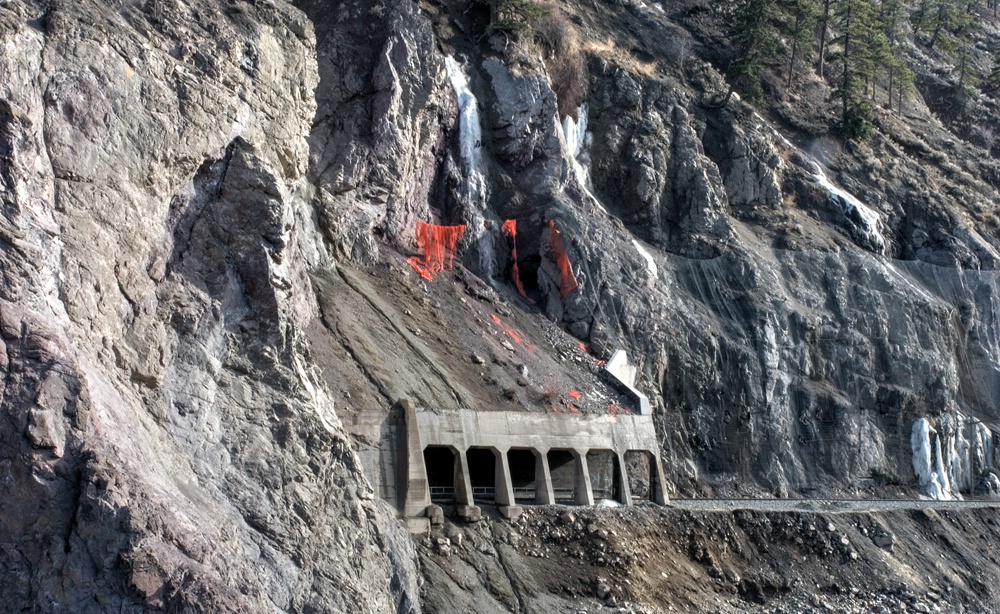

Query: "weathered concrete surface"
<box><xmin>413</xmin><ymin>408</ymin><xmax>661</xmax><ymax>456</ymax></box>
<box><xmin>399</xmin><ymin>407</ymin><xmax>667</xmax><ymax>524</ymax></box>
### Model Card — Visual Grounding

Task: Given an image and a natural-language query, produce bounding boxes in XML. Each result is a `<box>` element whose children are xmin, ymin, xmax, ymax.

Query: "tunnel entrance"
<box><xmin>467</xmin><ymin>447</ymin><xmax>497</xmax><ymax>503</ymax></box>
<box><xmin>587</xmin><ymin>450</ymin><xmax>620</xmax><ymax>502</ymax></box>
<box><xmin>547</xmin><ymin>449</ymin><xmax>576</xmax><ymax>503</ymax></box>
<box><xmin>508</xmin><ymin>449</ymin><xmax>537</xmax><ymax>503</ymax></box>
<box><xmin>423</xmin><ymin>446</ymin><xmax>456</xmax><ymax>503</ymax></box>
<box><xmin>625</xmin><ymin>450</ymin><xmax>658</xmax><ymax>502</ymax></box>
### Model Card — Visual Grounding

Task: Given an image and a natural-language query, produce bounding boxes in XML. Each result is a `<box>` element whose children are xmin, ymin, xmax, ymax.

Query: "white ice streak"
<box><xmin>445</xmin><ymin>56</ymin><xmax>496</xmax><ymax>275</ymax></box>
<box><xmin>811</xmin><ymin>167</ymin><xmax>887</xmax><ymax>255</ymax></box>
<box><xmin>561</xmin><ymin>105</ymin><xmax>607</xmax><ymax>216</ymax></box>
<box><xmin>912</xmin><ymin>418</ymin><xmax>954</xmax><ymax>500</ymax></box>
<box><xmin>632</xmin><ymin>239</ymin><xmax>658</xmax><ymax>279</ymax></box>
<box><xmin>444</xmin><ymin>56</ymin><xmax>486</xmax><ymax>205</ymax></box>
<box><xmin>562</xmin><ymin>104</ymin><xmax>593</xmax><ymax>190</ymax></box>
<box><xmin>758</xmin><ymin>114</ymin><xmax>887</xmax><ymax>255</ymax></box>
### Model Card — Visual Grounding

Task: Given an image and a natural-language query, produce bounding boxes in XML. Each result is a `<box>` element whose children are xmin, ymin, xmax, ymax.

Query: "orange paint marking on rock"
<box><xmin>549</xmin><ymin>220</ymin><xmax>578</xmax><ymax>298</ymax></box>
<box><xmin>568</xmin><ymin>389</ymin><xmax>581</xmax><ymax>400</ymax></box>
<box><xmin>407</xmin><ymin>221</ymin><xmax>465</xmax><ymax>280</ymax></box>
<box><xmin>501</xmin><ymin>219</ymin><xmax>529</xmax><ymax>299</ymax></box>
<box><xmin>489</xmin><ymin>313</ymin><xmax>536</xmax><ymax>351</ymax></box>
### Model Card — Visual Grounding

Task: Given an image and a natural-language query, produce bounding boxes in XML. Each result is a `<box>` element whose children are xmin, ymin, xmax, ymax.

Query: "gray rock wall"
<box><xmin>0</xmin><ymin>0</ymin><xmax>418</xmax><ymax>610</ymax></box>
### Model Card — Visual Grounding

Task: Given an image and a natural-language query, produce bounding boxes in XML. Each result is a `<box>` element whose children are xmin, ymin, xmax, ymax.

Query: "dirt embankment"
<box><xmin>419</xmin><ymin>504</ymin><xmax>1000</xmax><ymax>614</ymax></box>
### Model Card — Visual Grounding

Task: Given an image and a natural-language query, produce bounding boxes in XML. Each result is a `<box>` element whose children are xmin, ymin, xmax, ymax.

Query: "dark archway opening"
<box><xmin>467</xmin><ymin>447</ymin><xmax>497</xmax><ymax>503</ymax></box>
<box><xmin>547</xmin><ymin>449</ymin><xmax>576</xmax><ymax>503</ymax></box>
<box><xmin>625</xmin><ymin>450</ymin><xmax>656</xmax><ymax>502</ymax></box>
<box><xmin>424</xmin><ymin>446</ymin><xmax>456</xmax><ymax>503</ymax></box>
<box><xmin>587</xmin><ymin>450</ymin><xmax>620</xmax><ymax>501</ymax></box>
<box><xmin>508</xmin><ymin>449</ymin><xmax>537</xmax><ymax>503</ymax></box>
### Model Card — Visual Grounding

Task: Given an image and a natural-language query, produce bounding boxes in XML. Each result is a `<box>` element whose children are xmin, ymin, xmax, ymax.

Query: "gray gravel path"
<box><xmin>668</xmin><ymin>498</ymin><xmax>1000</xmax><ymax>513</ymax></box>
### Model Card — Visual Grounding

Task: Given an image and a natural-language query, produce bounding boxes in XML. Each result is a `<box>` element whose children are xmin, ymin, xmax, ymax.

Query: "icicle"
<box><xmin>562</xmin><ymin>103</ymin><xmax>593</xmax><ymax>190</ymax></box>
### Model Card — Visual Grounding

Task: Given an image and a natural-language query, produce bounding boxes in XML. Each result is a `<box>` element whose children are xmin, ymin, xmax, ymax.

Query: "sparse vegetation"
<box><xmin>581</xmin><ymin>38</ymin><xmax>658</xmax><ymax>76</ymax></box>
<box><xmin>487</xmin><ymin>0</ymin><xmax>548</xmax><ymax>34</ymax></box>
<box><xmin>535</xmin><ymin>4</ymin><xmax>587</xmax><ymax>117</ymax></box>
<box><xmin>711</xmin><ymin>0</ymin><xmax>999</xmax><ymax>140</ymax></box>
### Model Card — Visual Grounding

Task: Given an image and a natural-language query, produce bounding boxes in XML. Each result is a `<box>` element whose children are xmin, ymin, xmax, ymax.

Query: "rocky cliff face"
<box><xmin>3</xmin><ymin>0</ymin><xmax>1000</xmax><ymax>609</ymax></box>
<box><xmin>0</xmin><ymin>0</ymin><xmax>416</xmax><ymax>610</ymax></box>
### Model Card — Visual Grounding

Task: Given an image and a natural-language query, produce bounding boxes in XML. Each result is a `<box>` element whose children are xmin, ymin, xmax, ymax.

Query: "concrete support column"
<box><xmin>572</xmin><ymin>449</ymin><xmax>594</xmax><ymax>506</ymax></box>
<box><xmin>454</xmin><ymin>448</ymin><xmax>475</xmax><ymax>507</ymax></box>
<box><xmin>534</xmin><ymin>448</ymin><xmax>555</xmax><ymax>505</ymax></box>
<box><xmin>651</xmin><ymin>452</ymin><xmax>669</xmax><ymax>505</ymax></box>
<box><xmin>615</xmin><ymin>452</ymin><xmax>633</xmax><ymax>506</ymax></box>
<box><xmin>401</xmin><ymin>400</ymin><xmax>429</xmax><ymax>519</ymax></box>
<box><xmin>494</xmin><ymin>448</ymin><xmax>515</xmax><ymax>507</ymax></box>
<box><xmin>495</xmin><ymin>447</ymin><xmax>522</xmax><ymax>519</ymax></box>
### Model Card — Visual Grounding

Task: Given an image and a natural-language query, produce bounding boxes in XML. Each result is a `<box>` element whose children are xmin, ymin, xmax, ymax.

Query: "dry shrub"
<box><xmin>582</xmin><ymin>38</ymin><xmax>657</xmax><ymax>76</ymax></box>
<box><xmin>534</xmin><ymin>4</ymin><xmax>587</xmax><ymax>118</ymax></box>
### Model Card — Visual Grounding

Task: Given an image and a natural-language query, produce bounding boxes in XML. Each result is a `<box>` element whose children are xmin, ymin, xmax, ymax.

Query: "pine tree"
<box><xmin>989</xmin><ymin>51</ymin><xmax>1000</xmax><ymax>90</ymax></box>
<box><xmin>880</xmin><ymin>0</ymin><xmax>910</xmax><ymax>112</ymax></box>
<box><xmin>955</xmin><ymin>41</ymin><xmax>979</xmax><ymax>94</ymax></box>
<box><xmin>720</xmin><ymin>0</ymin><xmax>781</xmax><ymax>105</ymax></box>
<box><xmin>831</xmin><ymin>0</ymin><xmax>883</xmax><ymax>139</ymax></box>
<box><xmin>914</xmin><ymin>0</ymin><xmax>972</xmax><ymax>50</ymax></box>
<box><xmin>780</xmin><ymin>0</ymin><xmax>819</xmax><ymax>86</ymax></box>
<box><xmin>817</xmin><ymin>0</ymin><xmax>834</xmax><ymax>77</ymax></box>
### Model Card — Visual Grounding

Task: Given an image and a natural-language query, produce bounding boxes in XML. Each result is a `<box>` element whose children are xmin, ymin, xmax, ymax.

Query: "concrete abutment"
<box><xmin>390</xmin><ymin>405</ymin><xmax>668</xmax><ymax>532</ymax></box>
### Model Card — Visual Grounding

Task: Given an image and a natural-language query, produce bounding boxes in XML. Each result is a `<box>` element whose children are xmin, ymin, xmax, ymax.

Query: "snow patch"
<box><xmin>632</xmin><ymin>239</ymin><xmax>658</xmax><ymax>279</ymax></box>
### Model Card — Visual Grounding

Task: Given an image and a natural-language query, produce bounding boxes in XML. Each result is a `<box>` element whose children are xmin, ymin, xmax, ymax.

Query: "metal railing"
<box><xmin>429</xmin><ymin>486</ymin><xmax>455</xmax><ymax>502</ymax></box>
<box><xmin>472</xmin><ymin>486</ymin><xmax>496</xmax><ymax>500</ymax></box>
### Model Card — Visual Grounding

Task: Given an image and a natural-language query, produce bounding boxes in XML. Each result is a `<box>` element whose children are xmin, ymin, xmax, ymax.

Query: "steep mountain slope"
<box><xmin>3</xmin><ymin>0</ymin><xmax>1000</xmax><ymax>611</ymax></box>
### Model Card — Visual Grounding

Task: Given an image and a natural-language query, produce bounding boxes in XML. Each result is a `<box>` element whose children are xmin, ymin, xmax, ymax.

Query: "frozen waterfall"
<box><xmin>811</xmin><ymin>165</ymin><xmax>887</xmax><ymax>256</ymax></box>
<box><xmin>444</xmin><ymin>56</ymin><xmax>486</xmax><ymax>205</ymax></box>
<box><xmin>444</xmin><ymin>56</ymin><xmax>494</xmax><ymax>276</ymax></box>
<box><xmin>562</xmin><ymin>104</ymin><xmax>593</xmax><ymax>190</ymax></box>
<box><xmin>911</xmin><ymin>418</ymin><xmax>954</xmax><ymax>500</ymax></box>
<box><xmin>760</xmin><ymin>116</ymin><xmax>888</xmax><ymax>255</ymax></box>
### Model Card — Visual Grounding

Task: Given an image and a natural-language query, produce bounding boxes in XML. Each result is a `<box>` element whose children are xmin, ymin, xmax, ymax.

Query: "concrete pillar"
<box><xmin>572</xmin><ymin>449</ymin><xmax>594</xmax><ymax>506</ymax></box>
<box><xmin>651</xmin><ymin>452</ymin><xmax>669</xmax><ymax>505</ymax></box>
<box><xmin>454</xmin><ymin>448</ymin><xmax>475</xmax><ymax>507</ymax></box>
<box><xmin>494</xmin><ymin>448</ymin><xmax>515</xmax><ymax>506</ymax></box>
<box><xmin>401</xmin><ymin>400</ymin><xmax>430</xmax><ymax>519</ymax></box>
<box><xmin>534</xmin><ymin>448</ymin><xmax>555</xmax><ymax>505</ymax></box>
<box><xmin>615</xmin><ymin>452</ymin><xmax>633</xmax><ymax>506</ymax></box>
<box><xmin>455</xmin><ymin>448</ymin><xmax>482</xmax><ymax>522</ymax></box>
<box><xmin>495</xmin><ymin>447</ymin><xmax>522</xmax><ymax>520</ymax></box>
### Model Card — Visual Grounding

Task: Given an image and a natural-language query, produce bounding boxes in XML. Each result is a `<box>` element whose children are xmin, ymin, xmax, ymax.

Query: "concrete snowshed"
<box><xmin>396</xmin><ymin>401</ymin><xmax>668</xmax><ymax>533</ymax></box>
